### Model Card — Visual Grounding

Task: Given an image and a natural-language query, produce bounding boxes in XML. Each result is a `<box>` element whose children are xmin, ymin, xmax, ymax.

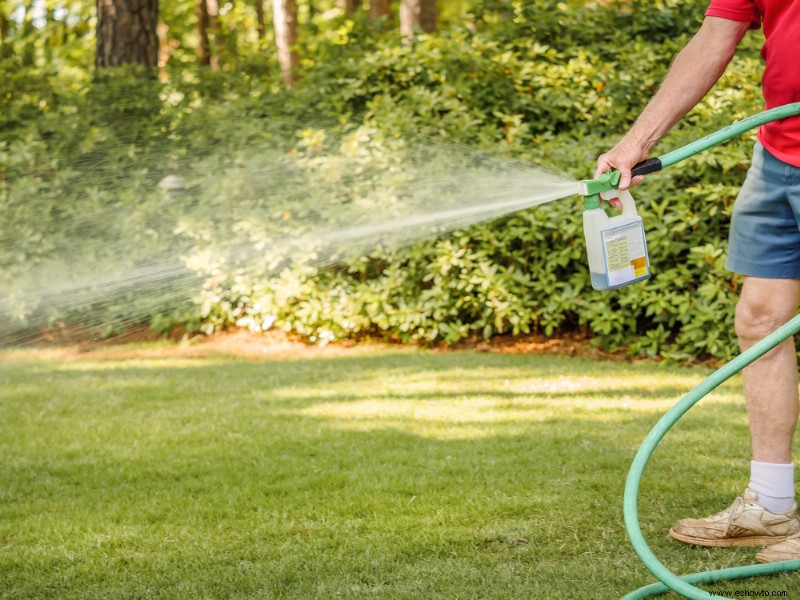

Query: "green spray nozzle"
<box><xmin>580</xmin><ymin>170</ymin><xmax>620</xmax><ymax>196</ymax></box>
<box><xmin>579</xmin><ymin>170</ymin><xmax>620</xmax><ymax>209</ymax></box>
<box><xmin>578</xmin><ymin>102</ymin><xmax>800</xmax><ymax>210</ymax></box>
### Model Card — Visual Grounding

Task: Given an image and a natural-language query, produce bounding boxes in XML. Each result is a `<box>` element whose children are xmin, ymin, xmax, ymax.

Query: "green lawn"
<box><xmin>1</xmin><ymin>344</ymin><xmax>797</xmax><ymax>599</ymax></box>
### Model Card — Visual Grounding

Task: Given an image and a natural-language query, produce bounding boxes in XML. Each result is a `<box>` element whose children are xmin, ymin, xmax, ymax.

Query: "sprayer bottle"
<box><xmin>583</xmin><ymin>188</ymin><xmax>650</xmax><ymax>290</ymax></box>
<box><xmin>578</xmin><ymin>104</ymin><xmax>800</xmax><ymax>292</ymax></box>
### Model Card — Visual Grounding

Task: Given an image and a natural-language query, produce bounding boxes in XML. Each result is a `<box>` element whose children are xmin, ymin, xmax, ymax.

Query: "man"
<box><xmin>596</xmin><ymin>1</ymin><xmax>800</xmax><ymax>562</ymax></box>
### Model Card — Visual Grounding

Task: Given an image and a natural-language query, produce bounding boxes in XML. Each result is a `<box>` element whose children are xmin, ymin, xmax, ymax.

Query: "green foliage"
<box><xmin>0</xmin><ymin>0</ymin><xmax>770</xmax><ymax>359</ymax></box>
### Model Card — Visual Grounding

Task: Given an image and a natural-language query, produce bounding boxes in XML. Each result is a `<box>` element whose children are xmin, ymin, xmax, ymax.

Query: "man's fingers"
<box><xmin>600</xmin><ymin>197</ymin><xmax>624</xmax><ymax>211</ymax></box>
<box><xmin>618</xmin><ymin>168</ymin><xmax>633</xmax><ymax>190</ymax></box>
<box><xmin>593</xmin><ymin>159</ymin><xmax>610</xmax><ymax>179</ymax></box>
<box><xmin>595</xmin><ymin>147</ymin><xmax>647</xmax><ymax>189</ymax></box>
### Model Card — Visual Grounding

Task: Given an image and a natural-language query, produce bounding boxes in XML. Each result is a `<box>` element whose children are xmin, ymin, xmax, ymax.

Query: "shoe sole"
<box><xmin>669</xmin><ymin>528</ymin><xmax>790</xmax><ymax>548</ymax></box>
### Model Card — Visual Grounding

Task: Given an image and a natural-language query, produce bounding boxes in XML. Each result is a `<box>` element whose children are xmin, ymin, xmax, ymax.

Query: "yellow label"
<box><xmin>602</xmin><ymin>221</ymin><xmax>649</xmax><ymax>286</ymax></box>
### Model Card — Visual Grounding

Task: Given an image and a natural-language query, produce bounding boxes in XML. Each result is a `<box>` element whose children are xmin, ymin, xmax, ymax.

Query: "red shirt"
<box><xmin>706</xmin><ymin>0</ymin><xmax>800</xmax><ymax>165</ymax></box>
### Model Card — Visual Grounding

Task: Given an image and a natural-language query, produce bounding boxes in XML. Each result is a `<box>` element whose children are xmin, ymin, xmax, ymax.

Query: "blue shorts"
<box><xmin>727</xmin><ymin>142</ymin><xmax>800</xmax><ymax>279</ymax></box>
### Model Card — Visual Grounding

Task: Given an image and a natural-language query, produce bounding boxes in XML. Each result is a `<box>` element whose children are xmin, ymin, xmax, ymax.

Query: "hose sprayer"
<box><xmin>578</xmin><ymin>102</ymin><xmax>800</xmax><ymax>291</ymax></box>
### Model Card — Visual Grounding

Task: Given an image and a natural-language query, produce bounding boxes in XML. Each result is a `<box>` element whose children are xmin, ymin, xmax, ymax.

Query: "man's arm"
<box><xmin>596</xmin><ymin>16</ymin><xmax>751</xmax><ymax>189</ymax></box>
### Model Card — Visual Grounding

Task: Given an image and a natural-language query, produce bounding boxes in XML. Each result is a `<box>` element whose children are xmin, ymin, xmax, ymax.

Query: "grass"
<box><xmin>1</xmin><ymin>343</ymin><xmax>798</xmax><ymax>599</ymax></box>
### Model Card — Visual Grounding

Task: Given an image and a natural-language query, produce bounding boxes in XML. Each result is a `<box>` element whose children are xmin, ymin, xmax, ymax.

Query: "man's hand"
<box><xmin>593</xmin><ymin>139</ymin><xmax>650</xmax><ymax>209</ymax></box>
<box><xmin>595</xmin><ymin>139</ymin><xmax>650</xmax><ymax>191</ymax></box>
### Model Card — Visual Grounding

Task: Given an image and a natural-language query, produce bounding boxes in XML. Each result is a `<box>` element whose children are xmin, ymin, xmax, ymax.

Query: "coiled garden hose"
<box><xmin>622</xmin><ymin>312</ymin><xmax>800</xmax><ymax>599</ymax></box>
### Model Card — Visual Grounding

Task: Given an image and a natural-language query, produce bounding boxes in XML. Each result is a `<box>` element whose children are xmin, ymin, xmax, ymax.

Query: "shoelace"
<box><xmin>723</xmin><ymin>495</ymin><xmax>745</xmax><ymax>535</ymax></box>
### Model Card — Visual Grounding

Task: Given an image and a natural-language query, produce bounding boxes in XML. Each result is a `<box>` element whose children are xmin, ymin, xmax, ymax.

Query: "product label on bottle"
<box><xmin>602</xmin><ymin>221</ymin><xmax>649</xmax><ymax>287</ymax></box>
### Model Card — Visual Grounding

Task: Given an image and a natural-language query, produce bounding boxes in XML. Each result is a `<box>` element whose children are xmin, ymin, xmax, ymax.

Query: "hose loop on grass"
<box><xmin>623</xmin><ymin>312</ymin><xmax>800</xmax><ymax>599</ymax></box>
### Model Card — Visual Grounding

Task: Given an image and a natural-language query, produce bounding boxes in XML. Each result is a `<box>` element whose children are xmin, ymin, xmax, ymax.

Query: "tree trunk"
<box><xmin>95</xmin><ymin>0</ymin><xmax>159</xmax><ymax>69</ymax></box>
<box><xmin>206</xmin><ymin>0</ymin><xmax>226</xmax><ymax>70</ymax></box>
<box><xmin>0</xmin><ymin>17</ymin><xmax>7</xmax><ymax>52</ymax></box>
<box><xmin>195</xmin><ymin>0</ymin><xmax>211</xmax><ymax>65</ymax></box>
<box><xmin>255</xmin><ymin>0</ymin><xmax>266</xmax><ymax>40</ymax></box>
<box><xmin>399</xmin><ymin>0</ymin><xmax>434</xmax><ymax>36</ymax></box>
<box><xmin>339</xmin><ymin>0</ymin><xmax>358</xmax><ymax>17</ymax></box>
<box><xmin>272</xmin><ymin>0</ymin><xmax>297</xmax><ymax>88</ymax></box>
<box><xmin>0</xmin><ymin>0</ymin><xmax>6</xmax><ymax>41</ymax></box>
<box><xmin>370</xmin><ymin>0</ymin><xmax>389</xmax><ymax>19</ymax></box>
<box><xmin>21</xmin><ymin>1</ymin><xmax>35</xmax><ymax>65</ymax></box>
<box><xmin>0</xmin><ymin>14</ymin><xmax>7</xmax><ymax>47</ymax></box>
<box><xmin>1</xmin><ymin>1</ymin><xmax>12</xmax><ymax>55</ymax></box>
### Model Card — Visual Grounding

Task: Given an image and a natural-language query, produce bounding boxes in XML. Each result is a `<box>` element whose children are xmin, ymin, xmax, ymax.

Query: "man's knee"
<box><xmin>735</xmin><ymin>286</ymin><xmax>799</xmax><ymax>342</ymax></box>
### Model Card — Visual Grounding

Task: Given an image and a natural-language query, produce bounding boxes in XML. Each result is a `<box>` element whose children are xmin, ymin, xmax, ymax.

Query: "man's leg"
<box><xmin>737</xmin><ymin>277</ymin><xmax>800</xmax><ymax>563</ymax></box>
<box><xmin>737</xmin><ymin>277</ymin><xmax>800</xmax><ymax>513</ymax></box>
<box><xmin>669</xmin><ymin>277</ymin><xmax>800</xmax><ymax>547</ymax></box>
<box><xmin>738</xmin><ymin>277</ymin><xmax>800</xmax><ymax>464</ymax></box>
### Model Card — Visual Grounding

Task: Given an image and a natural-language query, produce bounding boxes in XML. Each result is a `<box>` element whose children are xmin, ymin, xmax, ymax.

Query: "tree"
<box><xmin>273</xmin><ymin>0</ymin><xmax>297</xmax><ymax>88</ymax></box>
<box><xmin>206</xmin><ymin>0</ymin><xmax>227</xmax><ymax>70</ymax></box>
<box><xmin>399</xmin><ymin>0</ymin><xmax>435</xmax><ymax>36</ymax></box>
<box><xmin>95</xmin><ymin>0</ymin><xmax>159</xmax><ymax>69</ymax></box>
<box><xmin>255</xmin><ymin>0</ymin><xmax>266</xmax><ymax>41</ymax></box>
<box><xmin>370</xmin><ymin>0</ymin><xmax>389</xmax><ymax>19</ymax></box>
<box><xmin>195</xmin><ymin>0</ymin><xmax>211</xmax><ymax>66</ymax></box>
<box><xmin>192</xmin><ymin>0</ymin><xmax>228</xmax><ymax>70</ymax></box>
<box><xmin>0</xmin><ymin>2</ymin><xmax>9</xmax><ymax>50</ymax></box>
<box><xmin>339</xmin><ymin>0</ymin><xmax>359</xmax><ymax>17</ymax></box>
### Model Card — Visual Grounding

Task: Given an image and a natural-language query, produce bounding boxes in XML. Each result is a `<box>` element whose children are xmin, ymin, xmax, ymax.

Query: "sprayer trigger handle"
<box><xmin>599</xmin><ymin>189</ymin><xmax>619</xmax><ymax>201</ymax></box>
<box><xmin>616</xmin><ymin>189</ymin><xmax>637</xmax><ymax>217</ymax></box>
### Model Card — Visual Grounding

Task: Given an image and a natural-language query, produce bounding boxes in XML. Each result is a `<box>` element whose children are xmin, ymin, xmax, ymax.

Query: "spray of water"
<box><xmin>0</xmin><ymin>125</ymin><xmax>581</xmax><ymax>345</ymax></box>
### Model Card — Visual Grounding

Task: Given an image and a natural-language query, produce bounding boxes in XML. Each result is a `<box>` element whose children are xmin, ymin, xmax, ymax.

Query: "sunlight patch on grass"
<box><xmin>506</xmin><ymin>374</ymin><xmax>706</xmax><ymax>394</ymax></box>
<box><xmin>275</xmin><ymin>368</ymin><xmax>741</xmax><ymax>401</ymax></box>
<box><xmin>51</xmin><ymin>358</ymin><xmax>232</xmax><ymax>371</ymax></box>
<box><xmin>296</xmin><ymin>389</ymin><xmax>744</xmax><ymax>440</ymax></box>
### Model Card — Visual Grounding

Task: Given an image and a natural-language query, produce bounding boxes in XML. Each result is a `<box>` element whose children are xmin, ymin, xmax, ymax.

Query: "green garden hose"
<box><xmin>579</xmin><ymin>103</ymin><xmax>800</xmax><ymax>200</ymax></box>
<box><xmin>632</xmin><ymin>102</ymin><xmax>800</xmax><ymax>176</ymax></box>
<box><xmin>622</xmin><ymin>313</ymin><xmax>800</xmax><ymax>598</ymax></box>
<box><xmin>576</xmin><ymin>103</ymin><xmax>800</xmax><ymax>598</ymax></box>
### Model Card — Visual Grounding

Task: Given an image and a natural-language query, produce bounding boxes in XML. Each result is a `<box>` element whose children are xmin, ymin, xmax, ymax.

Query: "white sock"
<box><xmin>749</xmin><ymin>460</ymin><xmax>795</xmax><ymax>513</ymax></box>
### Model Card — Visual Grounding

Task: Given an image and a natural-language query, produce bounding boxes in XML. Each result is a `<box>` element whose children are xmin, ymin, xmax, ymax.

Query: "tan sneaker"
<box><xmin>669</xmin><ymin>488</ymin><xmax>800</xmax><ymax>547</ymax></box>
<box><xmin>756</xmin><ymin>531</ymin><xmax>800</xmax><ymax>563</ymax></box>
